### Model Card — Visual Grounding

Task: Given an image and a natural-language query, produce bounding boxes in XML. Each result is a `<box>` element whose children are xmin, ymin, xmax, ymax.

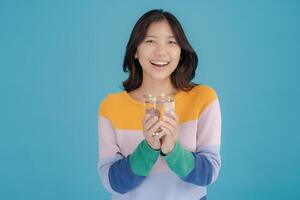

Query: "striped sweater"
<box><xmin>97</xmin><ymin>85</ymin><xmax>222</xmax><ymax>200</ymax></box>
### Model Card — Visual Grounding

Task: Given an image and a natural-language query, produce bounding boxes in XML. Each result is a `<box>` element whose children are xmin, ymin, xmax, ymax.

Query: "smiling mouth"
<box><xmin>149</xmin><ymin>61</ymin><xmax>170</xmax><ymax>67</ymax></box>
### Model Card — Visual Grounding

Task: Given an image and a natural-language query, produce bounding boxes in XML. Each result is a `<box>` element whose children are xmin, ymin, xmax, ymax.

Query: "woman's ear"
<box><xmin>134</xmin><ymin>51</ymin><xmax>138</xmax><ymax>59</ymax></box>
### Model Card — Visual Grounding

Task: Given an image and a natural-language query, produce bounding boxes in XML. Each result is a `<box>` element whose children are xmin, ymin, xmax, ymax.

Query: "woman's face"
<box><xmin>135</xmin><ymin>20</ymin><xmax>181</xmax><ymax>81</ymax></box>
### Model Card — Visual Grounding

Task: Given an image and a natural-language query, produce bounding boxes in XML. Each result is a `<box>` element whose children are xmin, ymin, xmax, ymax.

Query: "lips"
<box><xmin>149</xmin><ymin>60</ymin><xmax>170</xmax><ymax>67</ymax></box>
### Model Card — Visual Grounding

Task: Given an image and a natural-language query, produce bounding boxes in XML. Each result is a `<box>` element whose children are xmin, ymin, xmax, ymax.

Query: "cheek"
<box><xmin>137</xmin><ymin>50</ymin><xmax>152</xmax><ymax>68</ymax></box>
<box><xmin>171</xmin><ymin>48</ymin><xmax>181</xmax><ymax>60</ymax></box>
<box><xmin>137</xmin><ymin>45</ymin><xmax>154</xmax><ymax>59</ymax></box>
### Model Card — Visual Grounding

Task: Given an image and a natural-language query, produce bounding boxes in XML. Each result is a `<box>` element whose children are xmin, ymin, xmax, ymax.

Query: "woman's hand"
<box><xmin>142</xmin><ymin>113</ymin><xmax>165</xmax><ymax>150</ymax></box>
<box><xmin>160</xmin><ymin>110</ymin><xmax>180</xmax><ymax>154</ymax></box>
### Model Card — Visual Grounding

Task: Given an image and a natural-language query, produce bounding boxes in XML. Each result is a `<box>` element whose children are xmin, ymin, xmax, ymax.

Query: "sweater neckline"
<box><xmin>122</xmin><ymin>89</ymin><xmax>185</xmax><ymax>107</ymax></box>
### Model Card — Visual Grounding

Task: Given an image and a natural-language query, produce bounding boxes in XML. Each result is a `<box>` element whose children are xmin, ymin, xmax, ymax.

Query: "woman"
<box><xmin>98</xmin><ymin>9</ymin><xmax>221</xmax><ymax>200</ymax></box>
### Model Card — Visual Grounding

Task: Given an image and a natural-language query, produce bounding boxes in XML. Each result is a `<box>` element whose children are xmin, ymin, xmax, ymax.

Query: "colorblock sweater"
<box><xmin>97</xmin><ymin>85</ymin><xmax>222</xmax><ymax>200</ymax></box>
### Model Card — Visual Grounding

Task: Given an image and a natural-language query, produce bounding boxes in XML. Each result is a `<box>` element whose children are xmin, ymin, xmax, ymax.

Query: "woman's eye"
<box><xmin>169</xmin><ymin>41</ymin><xmax>177</xmax><ymax>44</ymax></box>
<box><xmin>145</xmin><ymin>40</ymin><xmax>154</xmax><ymax>43</ymax></box>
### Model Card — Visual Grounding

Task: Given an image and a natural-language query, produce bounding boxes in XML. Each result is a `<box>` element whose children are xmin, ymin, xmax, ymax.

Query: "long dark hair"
<box><xmin>122</xmin><ymin>9</ymin><xmax>199</xmax><ymax>92</ymax></box>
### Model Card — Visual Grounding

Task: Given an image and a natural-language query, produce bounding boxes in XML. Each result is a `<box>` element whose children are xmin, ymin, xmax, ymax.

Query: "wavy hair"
<box><xmin>122</xmin><ymin>9</ymin><xmax>199</xmax><ymax>92</ymax></box>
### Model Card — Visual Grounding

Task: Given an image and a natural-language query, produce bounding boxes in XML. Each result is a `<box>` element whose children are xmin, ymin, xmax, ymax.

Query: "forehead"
<box><xmin>145</xmin><ymin>20</ymin><xmax>175</xmax><ymax>38</ymax></box>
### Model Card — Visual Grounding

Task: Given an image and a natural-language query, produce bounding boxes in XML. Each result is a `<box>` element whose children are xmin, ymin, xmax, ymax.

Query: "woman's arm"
<box><xmin>97</xmin><ymin>99</ymin><xmax>159</xmax><ymax>194</ymax></box>
<box><xmin>161</xmin><ymin>98</ymin><xmax>222</xmax><ymax>186</ymax></box>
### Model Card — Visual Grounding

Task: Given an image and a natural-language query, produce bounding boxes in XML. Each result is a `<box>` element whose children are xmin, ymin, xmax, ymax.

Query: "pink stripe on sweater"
<box><xmin>98</xmin><ymin>116</ymin><xmax>121</xmax><ymax>159</ymax></box>
<box><xmin>196</xmin><ymin>99</ymin><xmax>221</xmax><ymax>151</ymax></box>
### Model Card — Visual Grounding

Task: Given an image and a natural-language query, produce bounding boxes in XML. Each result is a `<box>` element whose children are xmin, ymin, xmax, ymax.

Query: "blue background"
<box><xmin>1</xmin><ymin>0</ymin><xmax>299</xmax><ymax>199</ymax></box>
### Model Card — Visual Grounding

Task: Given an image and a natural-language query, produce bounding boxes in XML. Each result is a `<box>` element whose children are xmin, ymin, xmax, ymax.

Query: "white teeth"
<box><xmin>150</xmin><ymin>61</ymin><xmax>169</xmax><ymax>66</ymax></box>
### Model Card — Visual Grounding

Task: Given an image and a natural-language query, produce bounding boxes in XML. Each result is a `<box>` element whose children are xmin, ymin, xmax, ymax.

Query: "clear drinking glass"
<box><xmin>143</xmin><ymin>93</ymin><xmax>175</xmax><ymax>133</ymax></box>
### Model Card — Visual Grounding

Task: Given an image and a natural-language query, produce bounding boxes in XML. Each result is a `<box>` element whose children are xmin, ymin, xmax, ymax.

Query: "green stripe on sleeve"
<box><xmin>161</xmin><ymin>141</ymin><xmax>195</xmax><ymax>177</ymax></box>
<box><xmin>129</xmin><ymin>140</ymin><xmax>159</xmax><ymax>176</ymax></box>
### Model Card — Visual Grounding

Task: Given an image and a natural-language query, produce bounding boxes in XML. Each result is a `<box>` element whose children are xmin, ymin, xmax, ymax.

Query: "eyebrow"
<box><xmin>145</xmin><ymin>35</ymin><xmax>176</xmax><ymax>39</ymax></box>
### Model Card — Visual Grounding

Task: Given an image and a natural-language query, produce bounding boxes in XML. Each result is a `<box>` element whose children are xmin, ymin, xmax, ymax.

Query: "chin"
<box><xmin>151</xmin><ymin>74</ymin><xmax>172</xmax><ymax>81</ymax></box>
<box><xmin>143</xmin><ymin>67</ymin><xmax>175</xmax><ymax>81</ymax></box>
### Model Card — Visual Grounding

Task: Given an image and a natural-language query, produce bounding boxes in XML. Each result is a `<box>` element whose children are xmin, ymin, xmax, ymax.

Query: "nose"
<box><xmin>153</xmin><ymin>44</ymin><xmax>168</xmax><ymax>57</ymax></box>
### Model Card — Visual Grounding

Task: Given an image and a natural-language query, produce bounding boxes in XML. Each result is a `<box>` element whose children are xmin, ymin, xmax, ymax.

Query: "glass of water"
<box><xmin>143</xmin><ymin>93</ymin><xmax>175</xmax><ymax>133</ymax></box>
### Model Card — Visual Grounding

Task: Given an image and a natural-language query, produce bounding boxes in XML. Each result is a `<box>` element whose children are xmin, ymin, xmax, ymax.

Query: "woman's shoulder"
<box><xmin>189</xmin><ymin>84</ymin><xmax>218</xmax><ymax>101</ymax></box>
<box><xmin>98</xmin><ymin>90</ymin><xmax>125</xmax><ymax>116</ymax></box>
<box><xmin>102</xmin><ymin>91</ymin><xmax>125</xmax><ymax>103</ymax></box>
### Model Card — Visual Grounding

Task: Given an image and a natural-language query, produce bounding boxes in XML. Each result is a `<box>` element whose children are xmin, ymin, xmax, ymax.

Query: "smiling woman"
<box><xmin>122</xmin><ymin>10</ymin><xmax>199</xmax><ymax>94</ymax></box>
<box><xmin>97</xmin><ymin>9</ymin><xmax>222</xmax><ymax>200</ymax></box>
<box><xmin>134</xmin><ymin>20</ymin><xmax>181</xmax><ymax>81</ymax></box>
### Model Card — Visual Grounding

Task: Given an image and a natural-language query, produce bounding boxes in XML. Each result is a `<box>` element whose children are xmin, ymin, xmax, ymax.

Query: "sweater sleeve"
<box><xmin>97</xmin><ymin>98</ymin><xmax>159</xmax><ymax>194</ymax></box>
<box><xmin>162</xmin><ymin>97</ymin><xmax>222</xmax><ymax>186</ymax></box>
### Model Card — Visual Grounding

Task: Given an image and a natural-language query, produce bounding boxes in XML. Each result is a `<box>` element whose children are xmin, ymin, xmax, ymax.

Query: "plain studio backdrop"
<box><xmin>0</xmin><ymin>0</ymin><xmax>299</xmax><ymax>199</ymax></box>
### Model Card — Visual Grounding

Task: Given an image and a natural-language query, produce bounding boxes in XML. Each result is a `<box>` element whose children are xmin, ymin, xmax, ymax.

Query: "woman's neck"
<box><xmin>139</xmin><ymin>78</ymin><xmax>178</xmax><ymax>95</ymax></box>
<box><xmin>128</xmin><ymin>78</ymin><xmax>179</xmax><ymax>102</ymax></box>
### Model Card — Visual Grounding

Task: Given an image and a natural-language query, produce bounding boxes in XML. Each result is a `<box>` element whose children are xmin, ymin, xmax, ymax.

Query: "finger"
<box><xmin>161</xmin><ymin>126</ymin><xmax>172</xmax><ymax>137</ymax></box>
<box><xmin>162</xmin><ymin>115</ymin><xmax>176</xmax><ymax>128</ymax></box>
<box><xmin>160</xmin><ymin>121</ymin><xmax>175</xmax><ymax>135</ymax></box>
<box><xmin>162</xmin><ymin>125</ymin><xmax>179</xmax><ymax>139</ymax></box>
<box><xmin>148</xmin><ymin>108</ymin><xmax>160</xmax><ymax>118</ymax></box>
<box><xmin>172</xmin><ymin>111</ymin><xmax>179</xmax><ymax>123</ymax></box>
<box><xmin>143</xmin><ymin>113</ymin><xmax>151</xmax><ymax>123</ymax></box>
<box><xmin>165</xmin><ymin>110</ymin><xmax>179</xmax><ymax>123</ymax></box>
<box><xmin>144</xmin><ymin>116</ymin><xmax>159</xmax><ymax>130</ymax></box>
<box><xmin>147</xmin><ymin>122</ymin><xmax>161</xmax><ymax>136</ymax></box>
<box><xmin>152</xmin><ymin>130</ymin><xmax>166</xmax><ymax>140</ymax></box>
